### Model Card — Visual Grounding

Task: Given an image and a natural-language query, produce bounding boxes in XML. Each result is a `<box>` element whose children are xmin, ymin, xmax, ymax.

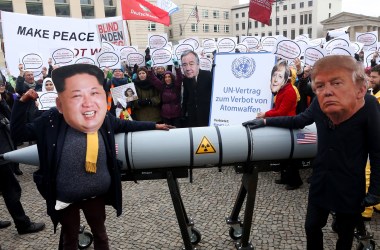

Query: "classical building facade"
<box><xmin>231</xmin><ymin>0</ymin><xmax>343</xmax><ymax>40</ymax></box>
<box><xmin>0</xmin><ymin>0</ymin><xmax>380</xmax><ymax>67</ymax></box>
<box><xmin>321</xmin><ymin>12</ymin><xmax>380</xmax><ymax>42</ymax></box>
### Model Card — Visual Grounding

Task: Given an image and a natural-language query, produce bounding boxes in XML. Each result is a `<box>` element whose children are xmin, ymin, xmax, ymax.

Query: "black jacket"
<box><xmin>11</xmin><ymin>100</ymin><xmax>156</xmax><ymax>231</ymax></box>
<box><xmin>0</xmin><ymin>99</ymin><xmax>13</xmax><ymax>166</ymax></box>
<box><xmin>266</xmin><ymin>94</ymin><xmax>380</xmax><ymax>213</ymax></box>
<box><xmin>182</xmin><ymin>69</ymin><xmax>213</xmax><ymax>127</ymax></box>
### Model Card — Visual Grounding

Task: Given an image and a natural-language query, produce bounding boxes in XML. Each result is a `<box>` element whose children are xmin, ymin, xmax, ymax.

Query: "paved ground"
<box><xmin>1</xmin><ymin>164</ymin><xmax>380</xmax><ymax>250</ymax></box>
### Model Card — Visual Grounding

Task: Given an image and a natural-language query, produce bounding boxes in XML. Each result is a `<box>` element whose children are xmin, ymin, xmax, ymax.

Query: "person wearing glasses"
<box><xmin>181</xmin><ymin>50</ymin><xmax>213</xmax><ymax>127</ymax></box>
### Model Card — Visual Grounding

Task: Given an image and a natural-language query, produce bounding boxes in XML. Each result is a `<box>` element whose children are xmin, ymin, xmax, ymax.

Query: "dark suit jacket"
<box><xmin>11</xmin><ymin>100</ymin><xmax>156</xmax><ymax>231</ymax></box>
<box><xmin>266</xmin><ymin>94</ymin><xmax>380</xmax><ymax>213</ymax></box>
<box><xmin>182</xmin><ymin>69</ymin><xmax>213</xmax><ymax>127</ymax></box>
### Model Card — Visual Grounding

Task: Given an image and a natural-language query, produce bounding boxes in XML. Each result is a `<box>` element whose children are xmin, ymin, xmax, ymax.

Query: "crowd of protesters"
<box><xmin>1</xmin><ymin>47</ymin><xmax>380</xmax><ymax>250</ymax></box>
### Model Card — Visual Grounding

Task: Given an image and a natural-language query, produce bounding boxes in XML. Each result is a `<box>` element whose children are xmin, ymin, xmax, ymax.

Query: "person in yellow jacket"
<box><xmin>362</xmin><ymin>64</ymin><xmax>380</xmax><ymax>220</ymax></box>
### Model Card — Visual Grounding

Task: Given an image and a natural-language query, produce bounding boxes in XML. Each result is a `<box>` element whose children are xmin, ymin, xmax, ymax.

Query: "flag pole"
<box><xmin>181</xmin><ymin>4</ymin><xmax>197</xmax><ymax>37</ymax></box>
<box><xmin>246</xmin><ymin>13</ymin><xmax>250</xmax><ymax>36</ymax></box>
<box><xmin>125</xmin><ymin>20</ymin><xmax>132</xmax><ymax>46</ymax></box>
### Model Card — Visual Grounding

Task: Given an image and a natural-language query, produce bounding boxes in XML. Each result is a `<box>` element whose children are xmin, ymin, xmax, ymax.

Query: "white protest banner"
<box><xmin>210</xmin><ymin>53</ymin><xmax>275</xmax><ymax>126</ymax></box>
<box><xmin>329</xmin><ymin>47</ymin><xmax>355</xmax><ymax>57</ymax></box>
<box><xmin>217</xmin><ymin>37</ymin><xmax>237</xmax><ymax>53</ymax></box>
<box><xmin>260</xmin><ymin>36</ymin><xmax>278</xmax><ymax>52</ymax></box>
<box><xmin>119</xmin><ymin>46</ymin><xmax>138</xmax><ymax>62</ymax></box>
<box><xmin>272</xmin><ymin>37</ymin><xmax>303</xmax><ymax>61</ymax></box>
<box><xmin>351</xmin><ymin>42</ymin><xmax>364</xmax><ymax>54</ymax></box>
<box><xmin>96</xmin><ymin>50</ymin><xmax>120</xmax><ymax>69</ymax></box>
<box><xmin>110</xmin><ymin>83</ymin><xmax>138</xmax><ymax>105</ymax></box>
<box><xmin>236</xmin><ymin>43</ymin><xmax>248</xmax><ymax>53</ymax></box>
<box><xmin>151</xmin><ymin>47</ymin><xmax>173</xmax><ymax>66</ymax></box>
<box><xmin>304</xmin><ymin>46</ymin><xmax>327</xmax><ymax>66</ymax></box>
<box><xmin>294</xmin><ymin>34</ymin><xmax>309</xmax><ymax>47</ymax></box>
<box><xmin>126</xmin><ymin>53</ymin><xmax>145</xmax><ymax>67</ymax></box>
<box><xmin>195</xmin><ymin>47</ymin><xmax>204</xmax><ymax>57</ymax></box>
<box><xmin>173</xmin><ymin>43</ymin><xmax>194</xmax><ymax>61</ymax></box>
<box><xmin>156</xmin><ymin>0</ymin><xmax>180</xmax><ymax>15</ymax></box>
<box><xmin>324</xmin><ymin>34</ymin><xmax>350</xmax><ymax>54</ymax></box>
<box><xmin>368</xmin><ymin>47</ymin><xmax>377</xmax><ymax>52</ymax></box>
<box><xmin>148</xmin><ymin>33</ymin><xmax>168</xmax><ymax>49</ymax></box>
<box><xmin>97</xmin><ymin>20</ymin><xmax>127</xmax><ymax>46</ymax></box>
<box><xmin>308</xmin><ymin>38</ymin><xmax>325</xmax><ymax>47</ymax></box>
<box><xmin>167</xmin><ymin>41</ymin><xmax>173</xmax><ymax>50</ymax></box>
<box><xmin>101</xmin><ymin>41</ymin><xmax>116</xmax><ymax>52</ymax></box>
<box><xmin>356</xmin><ymin>31</ymin><xmax>378</xmax><ymax>51</ymax></box>
<box><xmin>241</xmin><ymin>36</ymin><xmax>261</xmax><ymax>51</ymax></box>
<box><xmin>1</xmin><ymin>11</ymin><xmax>125</xmax><ymax>76</ymax></box>
<box><xmin>20</xmin><ymin>53</ymin><xmax>44</xmax><ymax>72</ymax></box>
<box><xmin>37</xmin><ymin>91</ymin><xmax>58</xmax><ymax>110</ymax></box>
<box><xmin>199</xmin><ymin>57</ymin><xmax>212</xmax><ymax>71</ymax></box>
<box><xmin>364</xmin><ymin>51</ymin><xmax>379</xmax><ymax>67</ymax></box>
<box><xmin>327</xmin><ymin>26</ymin><xmax>349</xmax><ymax>38</ymax></box>
<box><xmin>179</xmin><ymin>37</ymin><xmax>200</xmax><ymax>50</ymax></box>
<box><xmin>74</xmin><ymin>57</ymin><xmax>96</xmax><ymax>65</ymax></box>
<box><xmin>50</xmin><ymin>48</ymin><xmax>75</xmax><ymax>66</ymax></box>
<box><xmin>202</xmin><ymin>38</ymin><xmax>217</xmax><ymax>53</ymax></box>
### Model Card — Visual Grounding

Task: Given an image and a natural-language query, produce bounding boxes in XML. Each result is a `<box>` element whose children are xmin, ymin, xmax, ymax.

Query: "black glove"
<box><xmin>138</xmin><ymin>98</ymin><xmax>152</xmax><ymax>106</ymax></box>
<box><xmin>362</xmin><ymin>193</ymin><xmax>380</xmax><ymax>207</ymax></box>
<box><xmin>242</xmin><ymin>118</ymin><xmax>265</xmax><ymax>129</ymax></box>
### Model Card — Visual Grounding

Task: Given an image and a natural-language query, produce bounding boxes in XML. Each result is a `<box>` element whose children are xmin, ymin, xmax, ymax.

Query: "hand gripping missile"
<box><xmin>1</xmin><ymin>124</ymin><xmax>317</xmax><ymax>168</ymax></box>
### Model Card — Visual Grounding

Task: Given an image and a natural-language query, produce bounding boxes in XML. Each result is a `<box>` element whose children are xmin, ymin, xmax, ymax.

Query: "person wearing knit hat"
<box><xmin>103</xmin><ymin>66</ymin><xmax>131</xmax><ymax>116</ymax></box>
<box><xmin>150</xmin><ymin>61</ymin><xmax>183</xmax><ymax>127</ymax></box>
<box><xmin>133</xmin><ymin>66</ymin><xmax>161</xmax><ymax>122</ymax></box>
<box><xmin>11</xmin><ymin>64</ymin><xmax>174</xmax><ymax>249</ymax></box>
<box><xmin>153</xmin><ymin>65</ymin><xmax>166</xmax><ymax>81</ymax></box>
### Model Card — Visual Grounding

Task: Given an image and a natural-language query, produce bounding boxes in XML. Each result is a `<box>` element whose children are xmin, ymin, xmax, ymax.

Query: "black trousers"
<box><xmin>279</xmin><ymin>159</ymin><xmax>303</xmax><ymax>187</ymax></box>
<box><xmin>305</xmin><ymin>202</ymin><xmax>361</xmax><ymax>250</ymax></box>
<box><xmin>58</xmin><ymin>196</ymin><xmax>109</xmax><ymax>250</ymax></box>
<box><xmin>0</xmin><ymin>163</ymin><xmax>31</xmax><ymax>230</ymax></box>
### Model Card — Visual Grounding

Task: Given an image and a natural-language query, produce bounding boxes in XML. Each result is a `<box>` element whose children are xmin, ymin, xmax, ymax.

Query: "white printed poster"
<box><xmin>37</xmin><ymin>91</ymin><xmax>58</xmax><ymax>110</ymax></box>
<box><xmin>148</xmin><ymin>33</ymin><xmax>168</xmax><ymax>49</ymax></box>
<box><xmin>210</xmin><ymin>53</ymin><xmax>276</xmax><ymax>126</ymax></box>
<box><xmin>110</xmin><ymin>83</ymin><xmax>138</xmax><ymax>105</ymax></box>
<box><xmin>272</xmin><ymin>37</ymin><xmax>304</xmax><ymax>61</ymax></box>
<box><xmin>217</xmin><ymin>37</ymin><xmax>237</xmax><ymax>53</ymax></box>
<box><xmin>1</xmin><ymin>11</ymin><xmax>127</xmax><ymax>77</ymax></box>
<box><xmin>356</xmin><ymin>31</ymin><xmax>378</xmax><ymax>51</ymax></box>
<box><xmin>97</xmin><ymin>20</ymin><xmax>127</xmax><ymax>46</ymax></box>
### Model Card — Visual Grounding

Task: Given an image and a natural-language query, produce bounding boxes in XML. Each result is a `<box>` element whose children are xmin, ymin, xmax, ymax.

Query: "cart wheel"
<box><xmin>190</xmin><ymin>228</ymin><xmax>201</xmax><ymax>245</ymax></box>
<box><xmin>78</xmin><ymin>231</ymin><xmax>94</xmax><ymax>249</ymax></box>
<box><xmin>229</xmin><ymin>224</ymin><xmax>243</xmax><ymax>240</ymax></box>
<box><xmin>356</xmin><ymin>240</ymin><xmax>376</xmax><ymax>250</ymax></box>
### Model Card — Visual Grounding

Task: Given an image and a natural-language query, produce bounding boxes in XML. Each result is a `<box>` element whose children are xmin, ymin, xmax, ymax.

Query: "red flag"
<box><xmin>249</xmin><ymin>0</ymin><xmax>274</xmax><ymax>26</ymax></box>
<box><xmin>121</xmin><ymin>0</ymin><xmax>170</xmax><ymax>26</ymax></box>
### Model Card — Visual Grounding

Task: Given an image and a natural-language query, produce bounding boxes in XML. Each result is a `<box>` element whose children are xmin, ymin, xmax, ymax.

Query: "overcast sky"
<box><xmin>239</xmin><ymin>0</ymin><xmax>379</xmax><ymax>17</ymax></box>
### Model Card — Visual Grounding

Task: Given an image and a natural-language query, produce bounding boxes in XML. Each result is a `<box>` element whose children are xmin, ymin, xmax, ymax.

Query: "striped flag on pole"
<box><xmin>191</xmin><ymin>5</ymin><xmax>200</xmax><ymax>23</ymax></box>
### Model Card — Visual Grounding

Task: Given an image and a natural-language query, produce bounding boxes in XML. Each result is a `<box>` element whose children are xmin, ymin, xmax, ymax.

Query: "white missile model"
<box><xmin>1</xmin><ymin>125</ymin><xmax>317</xmax><ymax>168</ymax></box>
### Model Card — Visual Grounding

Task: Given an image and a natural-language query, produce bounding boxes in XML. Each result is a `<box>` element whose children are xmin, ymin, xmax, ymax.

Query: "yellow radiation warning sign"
<box><xmin>196</xmin><ymin>136</ymin><xmax>216</xmax><ymax>154</ymax></box>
